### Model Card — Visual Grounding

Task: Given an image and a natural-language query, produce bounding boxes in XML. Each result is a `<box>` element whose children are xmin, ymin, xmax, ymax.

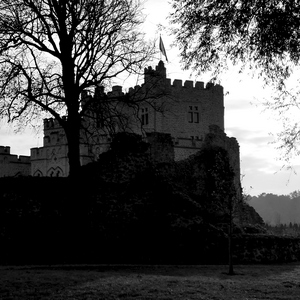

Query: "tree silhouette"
<box><xmin>200</xmin><ymin>146</ymin><xmax>238</xmax><ymax>275</ymax></box>
<box><xmin>170</xmin><ymin>0</ymin><xmax>300</xmax><ymax>84</ymax></box>
<box><xmin>0</xmin><ymin>0</ymin><xmax>155</xmax><ymax>177</ymax></box>
<box><xmin>170</xmin><ymin>0</ymin><xmax>300</xmax><ymax>160</ymax></box>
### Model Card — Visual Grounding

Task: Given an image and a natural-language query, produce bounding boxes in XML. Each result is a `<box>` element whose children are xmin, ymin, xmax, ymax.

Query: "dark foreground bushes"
<box><xmin>1</xmin><ymin>176</ymin><xmax>300</xmax><ymax>265</ymax></box>
<box><xmin>0</xmin><ymin>134</ymin><xmax>297</xmax><ymax>265</ymax></box>
<box><xmin>0</xmin><ymin>176</ymin><xmax>228</xmax><ymax>265</ymax></box>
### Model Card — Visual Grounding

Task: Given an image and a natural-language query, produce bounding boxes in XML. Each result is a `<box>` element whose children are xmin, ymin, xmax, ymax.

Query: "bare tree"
<box><xmin>0</xmin><ymin>0</ymin><xmax>155</xmax><ymax>177</ymax></box>
<box><xmin>200</xmin><ymin>145</ymin><xmax>238</xmax><ymax>275</ymax></box>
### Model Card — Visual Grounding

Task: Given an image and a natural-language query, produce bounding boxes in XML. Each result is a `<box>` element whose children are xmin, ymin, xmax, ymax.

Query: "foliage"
<box><xmin>0</xmin><ymin>133</ymin><xmax>266</xmax><ymax>264</ymax></box>
<box><xmin>173</xmin><ymin>145</ymin><xmax>237</xmax><ymax>225</ymax></box>
<box><xmin>170</xmin><ymin>0</ymin><xmax>300</xmax><ymax>162</ymax></box>
<box><xmin>265</xmin><ymin>222</ymin><xmax>300</xmax><ymax>236</ymax></box>
<box><xmin>109</xmin><ymin>132</ymin><xmax>149</xmax><ymax>155</ymax></box>
<box><xmin>249</xmin><ymin>192</ymin><xmax>300</xmax><ymax>225</ymax></box>
<box><xmin>0</xmin><ymin>135</ymin><xmax>242</xmax><ymax>264</ymax></box>
<box><xmin>198</xmin><ymin>146</ymin><xmax>236</xmax><ymax>207</ymax></box>
<box><xmin>170</xmin><ymin>0</ymin><xmax>300</xmax><ymax>85</ymax></box>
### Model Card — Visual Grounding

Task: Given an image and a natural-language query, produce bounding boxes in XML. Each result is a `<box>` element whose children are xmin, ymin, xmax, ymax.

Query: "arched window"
<box><xmin>47</xmin><ymin>167</ymin><xmax>64</xmax><ymax>177</ymax></box>
<box><xmin>33</xmin><ymin>170</ymin><xmax>43</xmax><ymax>177</ymax></box>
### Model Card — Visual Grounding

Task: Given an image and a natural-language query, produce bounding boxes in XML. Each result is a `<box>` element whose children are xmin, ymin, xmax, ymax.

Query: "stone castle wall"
<box><xmin>0</xmin><ymin>146</ymin><xmax>30</xmax><ymax>177</ymax></box>
<box><xmin>137</xmin><ymin>61</ymin><xmax>224</xmax><ymax>140</ymax></box>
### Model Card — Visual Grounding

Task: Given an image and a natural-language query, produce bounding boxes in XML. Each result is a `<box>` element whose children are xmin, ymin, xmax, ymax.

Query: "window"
<box><xmin>188</xmin><ymin>106</ymin><xmax>199</xmax><ymax>123</ymax></box>
<box><xmin>141</xmin><ymin>108</ymin><xmax>149</xmax><ymax>125</ymax></box>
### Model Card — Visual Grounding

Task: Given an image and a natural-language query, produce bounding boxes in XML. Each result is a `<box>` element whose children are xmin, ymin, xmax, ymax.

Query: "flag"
<box><xmin>159</xmin><ymin>36</ymin><xmax>168</xmax><ymax>62</ymax></box>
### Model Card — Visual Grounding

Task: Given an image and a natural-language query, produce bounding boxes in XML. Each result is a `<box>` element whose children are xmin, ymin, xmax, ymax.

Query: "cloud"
<box><xmin>241</xmin><ymin>154</ymin><xmax>281</xmax><ymax>174</ymax></box>
<box><xmin>226</xmin><ymin>125</ymin><xmax>298</xmax><ymax>195</ymax></box>
<box><xmin>242</xmin><ymin>164</ymin><xmax>300</xmax><ymax>196</ymax></box>
<box><xmin>239</xmin><ymin>143</ymin><xmax>300</xmax><ymax>196</ymax></box>
<box><xmin>227</xmin><ymin>126</ymin><xmax>273</xmax><ymax>143</ymax></box>
<box><xmin>0</xmin><ymin>127</ymin><xmax>41</xmax><ymax>156</ymax></box>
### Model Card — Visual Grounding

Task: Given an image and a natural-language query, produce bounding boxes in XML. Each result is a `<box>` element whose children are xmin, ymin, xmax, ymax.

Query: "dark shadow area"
<box><xmin>0</xmin><ymin>133</ymin><xmax>299</xmax><ymax>266</ymax></box>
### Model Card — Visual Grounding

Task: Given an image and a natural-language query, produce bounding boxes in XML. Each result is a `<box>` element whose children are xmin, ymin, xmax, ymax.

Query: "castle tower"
<box><xmin>144</xmin><ymin>60</ymin><xmax>167</xmax><ymax>85</ymax></box>
<box><xmin>138</xmin><ymin>61</ymin><xmax>225</xmax><ymax>160</ymax></box>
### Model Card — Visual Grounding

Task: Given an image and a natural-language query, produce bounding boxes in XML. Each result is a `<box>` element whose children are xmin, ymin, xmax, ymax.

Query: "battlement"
<box><xmin>171</xmin><ymin>79</ymin><xmax>222</xmax><ymax>91</ymax></box>
<box><xmin>128</xmin><ymin>85</ymin><xmax>141</xmax><ymax>94</ymax></box>
<box><xmin>44</xmin><ymin>118</ymin><xmax>59</xmax><ymax>129</ymax></box>
<box><xmin>144</xmin><ymin>60</ymin><xmax>167</xmax><ymax>80</ymax></box>
<box><xmin>0</xmin><ymin>146</ymin><xmax>30</xmax><ymax>177</ymax></box>
<box><xmin>17</xmin><ymin>155</ymin><xmax>31</xmax><ymax>163</ymax></box>
<box><xmin>0</xmin><ymin>146</ymin><xmax>10</xmax><ymax>154</ymax></box>
<box><xmin>78</xmin><ymin>61</ymin><xmax>223</xmax><ymax>106</ymax></box>
<box><xmin>107</xmin><ymin>85</ymin><xmax>124</xmax><ymax>97</ymax></box>
<box><xmin>143</xmin><ymin>60</ymin><xmax>223</xmax><ymax>93</ymax></box>
<box><xmin>44</xmin><ymin>116</ymin><xmax>67</xmax><ymax>129</ymax></box>
<box><xmin>30</xmin><ymin>147</ymin><xmax>45</xmax><ymax>159</ymax></box>
<box><xmin>0</xmin><ymin>146</ymin><xmax>30</xmax><ymax>163</ymax></box>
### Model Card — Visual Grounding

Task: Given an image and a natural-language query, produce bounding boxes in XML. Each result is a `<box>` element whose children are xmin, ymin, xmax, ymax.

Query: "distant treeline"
<box><xmin>249</xmin><ymin>191</ymin><xmax>300</xmax><ymax>225</ymax></box>
<box><xmin>265</xmin><ymin>223</ymin><xmax>300</xmax><ymax>236</ymax></box>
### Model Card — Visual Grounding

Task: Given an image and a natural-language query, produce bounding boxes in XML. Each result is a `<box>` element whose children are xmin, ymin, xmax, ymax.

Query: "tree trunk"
<box><xmin>228</xmin><ymin>209</ymin><xmax>234</xmax><ymax>275</ymax></box>
<box><xmin>65</xmin><ymin>116</ymin><xmax>82</xmax><ymax>178</ymax></box>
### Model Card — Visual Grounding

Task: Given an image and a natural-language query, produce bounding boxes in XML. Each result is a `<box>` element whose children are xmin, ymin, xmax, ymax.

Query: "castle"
<box><xmin>0</xmin><ymin>61</ymin><xmax>240</xmax><ymax>178</ymax></box>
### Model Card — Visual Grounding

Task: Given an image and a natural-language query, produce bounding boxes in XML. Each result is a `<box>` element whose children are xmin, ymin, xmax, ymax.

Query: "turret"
<box><xmin>144</xmin><ymin>60</ymin><xmax>167</xmax><ymax>85</ymax></box>
<box><xmin>0</xmin><ymin>146</ymin><xmax>10</xmax><ymax>154</ymax></box>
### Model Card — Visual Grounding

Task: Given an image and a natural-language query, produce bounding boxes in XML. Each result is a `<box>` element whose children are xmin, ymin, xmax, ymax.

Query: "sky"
<box><xmin>0</xmin><ymin>0</ymin><xmax>299</xmax><ymax>196</ymax></box>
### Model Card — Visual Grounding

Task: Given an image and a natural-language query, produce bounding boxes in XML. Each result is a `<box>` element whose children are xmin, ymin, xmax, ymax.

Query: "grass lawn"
<box><xmin>1</xmin><ymin>263</ymin><xmax>300</xmax><ymax>299</ymax></box>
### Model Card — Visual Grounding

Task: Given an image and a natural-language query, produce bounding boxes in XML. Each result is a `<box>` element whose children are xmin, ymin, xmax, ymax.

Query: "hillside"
<box><xmin>249</xmin><ymin>193</ymin><xmax>300</xmax><ymax>225</ymax></box>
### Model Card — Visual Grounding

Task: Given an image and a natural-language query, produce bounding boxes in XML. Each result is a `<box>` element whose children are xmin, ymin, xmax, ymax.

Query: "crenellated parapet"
<box><xmin>144</xmin><ymin>60</ymin><xmax>167</xmax><ymax>84</ymax></box>
<box><xmin>143</xmin><ymin>60</ymin><xmax>223</xmax><ymax>93</ymax></box>
<box><xmin>30</xmin><ymin>147</ymin><xmax>46</xmax><ymax>159</ymax></box>
<box><xmin>0</xmin><ymin>146</ymin><xmax>30</xmax><ymax>177</ymax></box>
<box><xmin>79</xmin><ymin>60</ymin><xmax>223</xmax><ymax>105</ymax></box>
<box><xmin>17</xmin><ymin>155</ymin><xmax>31</xmax><ymax>163</ymax></box>
<box><xmin>44</xmin><ymin>117</ymin><xmax>66</xmax><ymax>129</ymax></box>
<box><xmin>170</xmin><ymin>78</ymin><xmax>223</xmax><ymax>92</ymax></box>
<box><xmin>127</xmin><ymin>78</ymin><xmax>223</xmax><ymax>95</ymax></box>
<box><xmin>0</xmin><ymin>146</ymin><xmax>30</xmax><ymax>163</ymax></box>
<box><xmin>0</xmin><ymin>146</ymin><xmax>11</xmax><ymax>154</ymax></box>
<box><xmin>107</xmin><ymin>85</ymin><xmax>124</xmax><ymax>97</ymax></box>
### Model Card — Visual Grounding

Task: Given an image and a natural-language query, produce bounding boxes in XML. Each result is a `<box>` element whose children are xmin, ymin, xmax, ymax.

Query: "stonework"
<box><xmin>0</xmin><ymin>146</ymin><xmax>30</xmax><ymax>177</ymax></box>
<box><xmin>1</xmin><ymin>60</ymin><xmax>239</xmax><ymax>178</ymax></box>
<box><xmin>139</xmin><ymin>61</ymin><xmax>224</xmax><ymax>146</ymax></box>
